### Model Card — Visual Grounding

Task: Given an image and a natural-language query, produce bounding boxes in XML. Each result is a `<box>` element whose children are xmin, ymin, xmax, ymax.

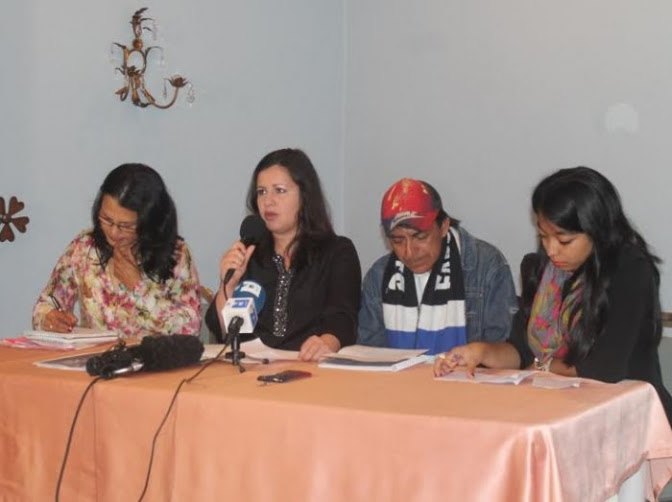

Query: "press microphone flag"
<box><xmin>222</xmin><ymin>215</ymin><xmax>268</xmax><ymax>287</ymax></box>
<box><xmin>222</xmin><ymin>280</ymin><xmax>266</xmax><ymax>334</ymax></box>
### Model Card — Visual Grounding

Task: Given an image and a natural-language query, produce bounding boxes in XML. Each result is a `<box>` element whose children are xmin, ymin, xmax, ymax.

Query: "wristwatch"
<box><xmin>533</xmin><ymin>357</ymin><xmax>552</xmax><ymax>372</ymax></box>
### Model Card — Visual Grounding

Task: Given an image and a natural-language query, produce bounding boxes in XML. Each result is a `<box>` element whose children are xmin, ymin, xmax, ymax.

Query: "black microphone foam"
<box><xmin>85</xmin><ymin>335</ymin><xmax>204</xmax><ymax>378</ymax></box>
<box><xmin>239</xmin><ymin>214</ymin><xmax>268</xmax><ymax>246</ymax></box>
<box><xmin>222</xmin><ymin>215</ymin><xmax>268</xmax><ymax>287</ymax></box>
<box><xmin>131</xmin><ymin>335</ymin><xmax>205</xmax><ymax>372</ymax></box>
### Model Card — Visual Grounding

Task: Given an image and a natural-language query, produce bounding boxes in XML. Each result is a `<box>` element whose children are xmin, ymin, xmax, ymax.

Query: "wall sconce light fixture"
<box><xmin>111</xmin><ymin>7</ymin><xmax>194</xmax><ymax>109</ymax></box>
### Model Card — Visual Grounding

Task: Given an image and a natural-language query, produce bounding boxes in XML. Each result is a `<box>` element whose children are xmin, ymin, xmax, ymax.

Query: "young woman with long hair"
<box><xmin>434</xmin><ymin>166</ymin><xmax>672</xmax><ymax>423</ymax></box>
<box><xmin>205</xmin><ymin>148</ymin><xmax>361</xmax><ymax>361</ymax></box>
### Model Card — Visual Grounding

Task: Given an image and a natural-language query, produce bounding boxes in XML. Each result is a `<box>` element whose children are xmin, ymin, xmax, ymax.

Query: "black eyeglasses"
<box><xmin>98</xmin><ymin>215</ymin><xmax>137</xmax><ymax>234</ymax></box>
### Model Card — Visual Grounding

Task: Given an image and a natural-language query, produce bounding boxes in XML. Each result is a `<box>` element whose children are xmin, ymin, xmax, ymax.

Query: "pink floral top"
<box><xmin>32</xmin><ymin>231</ymin><xmax>202</xmax><ymax>337</ymax></box>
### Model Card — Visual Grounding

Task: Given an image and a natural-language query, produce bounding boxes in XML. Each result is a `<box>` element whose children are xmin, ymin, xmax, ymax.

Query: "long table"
<box><xmin>0</xmin><ymin>345</ymin><xmax>671</xmax><ymax>501</ymax></box>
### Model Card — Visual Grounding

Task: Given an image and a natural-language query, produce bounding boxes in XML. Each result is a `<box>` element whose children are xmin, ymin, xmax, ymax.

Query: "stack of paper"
<box><xmin>22</xmin><ymin>328</ymin><xmax>118</xmax><ymax>350</ymax></box>
<box><xmin>532</xmin><ymin>375</ymin><xmax>582</xmax><ymax>389</ymax></box>
<box><xmin>318</xmin><ymin>345</ymin><xmax>429</xmax><ymax>372</ymax></box>
<box><xmin>435</xmin><ymin>369</ymin><xmax>535</xmax><ymax>385</ymax></box>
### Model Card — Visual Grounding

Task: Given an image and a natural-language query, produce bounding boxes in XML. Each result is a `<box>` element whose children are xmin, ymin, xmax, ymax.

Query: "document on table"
<box><xmin>35</xmin><ymin>350</ymin><xmax>107</xmax><ymax>371</ymax></box>
<box><xmin>201</xmin><ymin>338</ymin><xmax>300</xmax><ymax>363</ymax></box>
<box><xmin>532</xmin><ymin>375</ymin><xmax>582</xmax><ymax>389</ymax></box>
<box><xmin>318</xmin><ymin>345</ymin><xmax>429</xmax><ymax>372</ymax></box>
<box><xmin>435</xmin><ymin>369</ymin><xmax>536</xmax><ymax>385</ymax></box>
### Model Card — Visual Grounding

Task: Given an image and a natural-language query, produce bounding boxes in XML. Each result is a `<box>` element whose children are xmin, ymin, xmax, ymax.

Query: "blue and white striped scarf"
<box><xmin>381</xmin><ymin>229</ymin><xmax>467</xmax><ymax>355</ymax></box>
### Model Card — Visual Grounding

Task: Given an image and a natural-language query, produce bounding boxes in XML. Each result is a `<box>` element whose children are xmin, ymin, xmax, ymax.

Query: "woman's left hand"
<box><xmin>298</xmin><ymin>334</ymin><xmax>340</xmax><ymax>361</ymax></box>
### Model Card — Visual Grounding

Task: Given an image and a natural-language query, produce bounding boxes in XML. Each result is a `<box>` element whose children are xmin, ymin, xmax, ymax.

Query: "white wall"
<box><xmin>4</xmin><ymin>1</ymin><xmax>672</xmax><ymax>337</ymax></box>
<box><xmin>0</xmin><ymin>0</ymin><xmax>344</xmax><ymax>336</ymax></box>
<box><xmin>344</xmin><ymin>0</ymin><xmax>672</xmax><ymax>315</ymax></box>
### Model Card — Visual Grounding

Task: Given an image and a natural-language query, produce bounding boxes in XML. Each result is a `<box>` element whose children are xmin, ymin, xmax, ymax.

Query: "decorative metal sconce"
<box><xmin>111</xmin><ymin>7</ymin><xmax>194</xmax><ymax>109</ymax></box>
<box><xmin>0</xmin><ymin>196</ymin><xmax>30</xmax><ymax>243</ymax></box>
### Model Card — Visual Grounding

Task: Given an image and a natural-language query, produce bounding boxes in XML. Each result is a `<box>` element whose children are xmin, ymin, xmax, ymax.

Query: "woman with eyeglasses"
<box><xmin>32</xmin><ymin>163</ymin><xmax>202</xmax><ymax>337</ymax></box>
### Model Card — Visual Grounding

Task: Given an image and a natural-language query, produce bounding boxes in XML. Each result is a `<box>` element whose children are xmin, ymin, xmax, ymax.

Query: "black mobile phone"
<box><xmin>257</xmin><ymin>370</ymin><xmax>312</xmax><ymax>383</ymax></box>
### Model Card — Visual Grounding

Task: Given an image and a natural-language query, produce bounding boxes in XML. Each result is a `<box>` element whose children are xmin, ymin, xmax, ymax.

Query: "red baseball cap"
<box><xmin>381</xmin><ymin>179</ymin><xmax>442</xmax><ymax>234</ymax></box>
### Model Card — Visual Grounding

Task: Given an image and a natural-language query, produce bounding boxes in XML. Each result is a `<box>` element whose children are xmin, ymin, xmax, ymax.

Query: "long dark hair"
<box><xmin>91</xmin><ymin>163</ymin><xmax>178</xmax><ymax>282</ymax></box>
<box><xmin>531</xmin><ymin>166</ymin><xmax>661</xmax><ymax>364</ymax></box>
<box><xmin>246</xmin><ymin>148</ymin><xmax>335</xmax><ymax>270</ymax></box>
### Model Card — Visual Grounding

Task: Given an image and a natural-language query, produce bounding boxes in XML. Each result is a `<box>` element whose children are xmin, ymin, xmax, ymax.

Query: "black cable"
<box><xmin>55</xmin><ymin>375</ymin><xmax>102</xmax><ymax>502</ymax></box>
<box><xmin>185</xmin><ymin>343</ymin><xmax>230</xmax><ymax>384</ymax></box>
<box><xmin>136</xmin><ymin>378</ymin><xmax>187</xmax><ymax>501</ymax></box>
<box><xmin>137</xmin><ymin>343</ymin><xmax>230</xmax><ymax>501</ymax></box>
<box><xmin>54</xmin><ymin>341</ymin><xmax>234</xmax><ymax>501</ymax></box>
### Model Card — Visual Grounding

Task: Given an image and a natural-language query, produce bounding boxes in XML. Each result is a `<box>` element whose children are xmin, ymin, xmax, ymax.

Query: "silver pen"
<box><xmin>49</xmin><ymin>294</ymin><xmax>63</xmax><ymax>312</ymax></box>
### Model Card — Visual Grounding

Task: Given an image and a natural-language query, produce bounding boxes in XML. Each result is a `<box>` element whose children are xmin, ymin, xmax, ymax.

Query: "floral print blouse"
<box><xmin>32</xmin><ymin>231</ymin><xmax>202</xmax><ymax>337</ymax></box>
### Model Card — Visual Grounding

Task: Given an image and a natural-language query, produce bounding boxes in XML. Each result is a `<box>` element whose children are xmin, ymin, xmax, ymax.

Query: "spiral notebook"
<box><xmin>23</xmin><ymin>328</ymin><xmax>118</xmax><ymax>348</ymax></box>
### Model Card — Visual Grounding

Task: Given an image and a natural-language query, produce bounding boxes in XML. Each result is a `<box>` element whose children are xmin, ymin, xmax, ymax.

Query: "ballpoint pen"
<box><xmin>49</xmin><ymin>294</ymin><xmax>63</xmax><ymax>312</ymax></box>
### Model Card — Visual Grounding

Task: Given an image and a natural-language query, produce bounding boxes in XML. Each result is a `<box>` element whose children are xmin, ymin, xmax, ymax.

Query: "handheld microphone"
<box><xmin>222</xmin><ymin>280</ymin><xmax>266</xmax><ymax>335</ymax></box>
<box><xmin>86</xmin><ymin>335</ymin><xmax>205</xmax><ymax>379</ymax></box>
<box><xmin>222</xmin><ymin>215</ymin><xmax>268</xmax><ymax>287</ymax></box>
<box><xmin>85</xmin><ymin>343</ymin><xmax>137</xmax><ymax>379</ymax></box>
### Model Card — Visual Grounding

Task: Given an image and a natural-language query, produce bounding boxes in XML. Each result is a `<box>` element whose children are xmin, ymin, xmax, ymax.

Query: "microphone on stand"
<box><xmin>86</xmin><ymin>335</ymin><xmax>205</xmax><ymax>379</ymax></box>
<box><xmin>221</xmin><ymin>215</ymin><xmax>268</xmax><ymax>288</ymax></box>
<box><xmin>221</xmin><ymin>280</ymin><xmax>266</xmax><ymax>368</ymax></box>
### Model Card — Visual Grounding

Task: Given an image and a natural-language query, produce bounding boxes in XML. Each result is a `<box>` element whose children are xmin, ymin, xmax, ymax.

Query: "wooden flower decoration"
<box><xmin>0</xmin><ymin>196</ymin><xmax>30</xmax><ymax>242</ymax></box>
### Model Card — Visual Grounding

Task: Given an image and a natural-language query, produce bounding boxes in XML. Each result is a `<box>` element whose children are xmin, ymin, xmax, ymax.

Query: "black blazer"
<box><xmin>206</xmin><ymin>235</ymin><xmax>361</xmax><ymax>351</ymax></box>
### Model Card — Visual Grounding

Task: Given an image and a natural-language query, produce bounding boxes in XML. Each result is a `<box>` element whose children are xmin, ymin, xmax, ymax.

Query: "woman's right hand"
<box><xmin>112</xmin><ymin>245</ymin><xmax>141</xmax><ymax>290</ymax></box>
<box><xmin>42</xmin><ymin>308</ymin><xmax>78</xmax><ymax>333</ymax></box>
<box><xmin>219</xmin><ymin>241</ymin><xmax>256</xmax><ymax>298</ymax></box>
<box><xmin>433</xmin><ymin>342</ymin><xmax>487</xmax><ymax>377</ymax></box>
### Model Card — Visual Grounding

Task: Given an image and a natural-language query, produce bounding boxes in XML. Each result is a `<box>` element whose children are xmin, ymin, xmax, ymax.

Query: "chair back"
<box><xmin>199</xmin><ymin>286</ymin><xmax>215</xmax><ymax>343</ymax></box>
<box><xmin>663</xmin><ymin>312</ymin><xmax>672</xmax><ymax>330</ymax></box>
<box><xmin>200</xmin><ymin>286</ymin><xmax>214</xmax><ymax>304</ymax></box>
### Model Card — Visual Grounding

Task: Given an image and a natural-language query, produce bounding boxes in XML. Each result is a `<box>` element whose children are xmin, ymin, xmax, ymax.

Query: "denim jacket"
<box><xmin>358</xmin><ymin>226</ymin><xmax>518</xmax><ymax>346</ymax></box>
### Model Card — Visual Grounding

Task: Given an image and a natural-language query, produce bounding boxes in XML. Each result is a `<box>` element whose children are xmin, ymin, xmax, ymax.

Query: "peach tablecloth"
<box><xmin>0</xmin><ymin>346</ymin><xmax>671</xmax><ymax>501</ymax></box>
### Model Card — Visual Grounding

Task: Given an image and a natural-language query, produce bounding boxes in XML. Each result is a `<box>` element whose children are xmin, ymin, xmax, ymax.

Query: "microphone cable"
<box><xmin>52</xmin><ymin>340</ymin><xmax>231</xmax><ymax>501</ymax></box>
<box><xmin>54</xmin><ymin>375</ymin><xmax>103</xmax><ymax>502</ymax></box>
<box><xmin>137</xmin><ymin>341</ymin><xmax>232</xmax><ymax>501</ymax></box>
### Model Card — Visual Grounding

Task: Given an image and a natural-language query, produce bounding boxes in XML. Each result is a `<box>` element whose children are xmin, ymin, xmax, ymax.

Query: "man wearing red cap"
<box><xmin>358</xmin><ymin>179</ymin><xmax>518</xmax><ymax>355</ymax></box>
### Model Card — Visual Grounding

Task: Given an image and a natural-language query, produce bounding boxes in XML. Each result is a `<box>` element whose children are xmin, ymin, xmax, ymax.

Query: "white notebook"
<box><xmin>23</xmin><ymin>327</ymin><xmax>118</xmax><ymax>346</ymax></box>
<box><xmin>318</xmin><ymin>345</ymin><xmax>429</xmax><ymax>372</ymax></box>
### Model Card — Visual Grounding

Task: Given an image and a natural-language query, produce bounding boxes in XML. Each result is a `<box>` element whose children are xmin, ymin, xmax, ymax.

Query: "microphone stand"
<box><xmin>225</xmin><ymin>317</ymin><xmax>246</xmax><ymax>373</ymax></box>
